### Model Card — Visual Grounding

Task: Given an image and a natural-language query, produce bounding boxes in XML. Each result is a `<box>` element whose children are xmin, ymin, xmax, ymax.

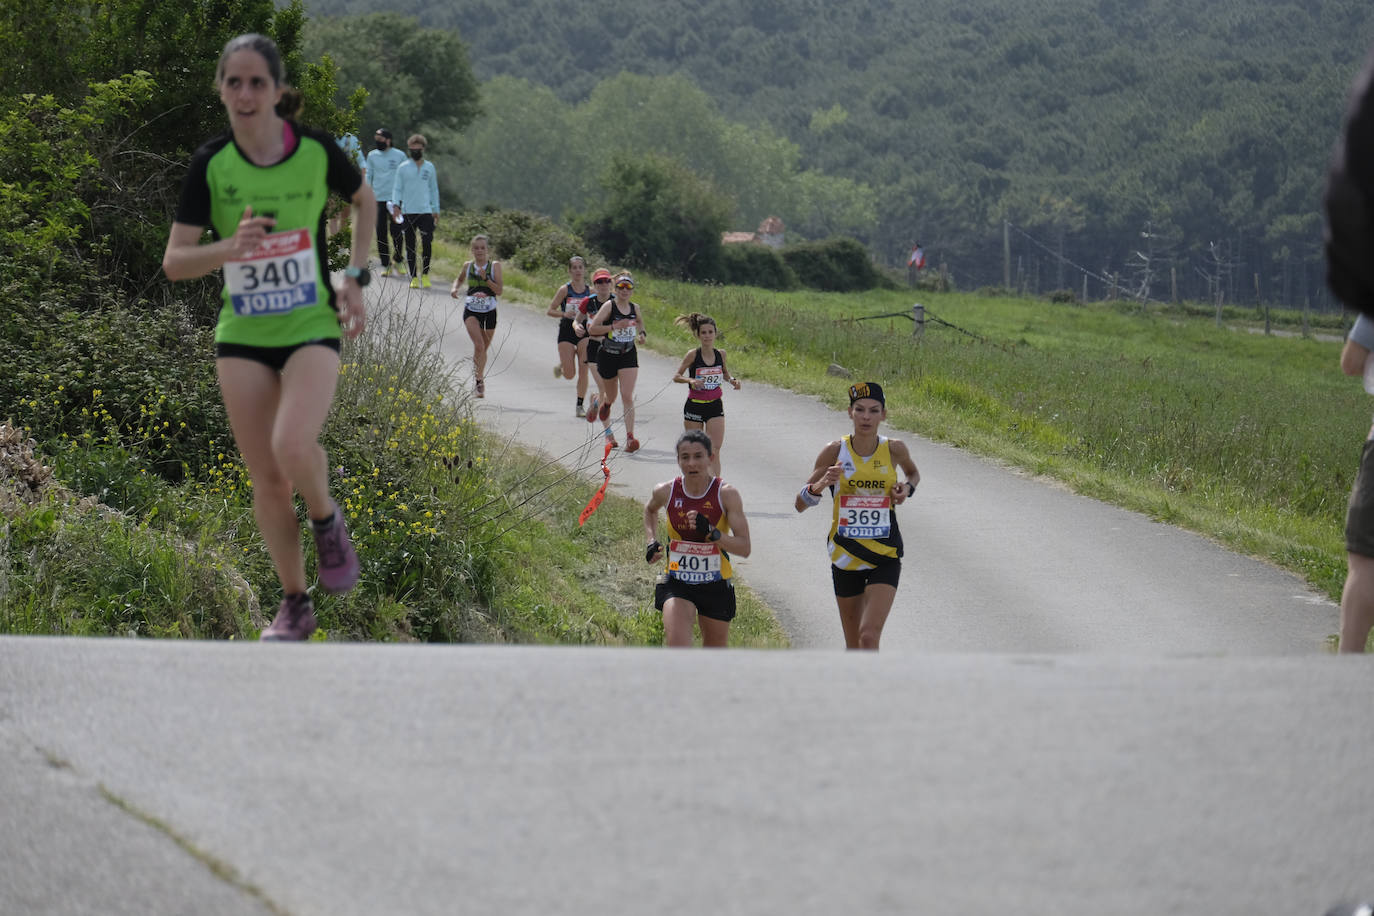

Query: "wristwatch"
<box><xmin>344</xmin><ymin>266</ymin><xmax>371</xmax><ymax>287</ymax></box>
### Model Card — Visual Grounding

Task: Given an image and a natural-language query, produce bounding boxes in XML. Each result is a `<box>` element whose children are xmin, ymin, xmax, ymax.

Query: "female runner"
<box><xmin>794</xmin><ymin>382</ymin><xmax>920</xmax><ymax>651</ymax></box>
<box><xmin>449</xmin><ymin>234</ymin><xmax>502</xmax><ymax>398</ymax></box>
<box><xmin>162</xmin><ymin>33</ymin><xmax>372</xmax><ymax>640</ymax></box>
<box><xmin>671</xmin><ymin>312</ymin><xmax>740</xmax><ymax>477</ymax></box>
<box><xmin>545</xmin><ymin>255</ymin><xmax>596</xmax><ymax>416</ymax></box>
<box><xmin>587</xmin><ymin>272</ymin><xmax>646</xmax><ymax>451</ymax></box>
<box><xmin>644</xmin><ymin>430</ymin><xmax>752</xmax><ymax>647</ymax></box>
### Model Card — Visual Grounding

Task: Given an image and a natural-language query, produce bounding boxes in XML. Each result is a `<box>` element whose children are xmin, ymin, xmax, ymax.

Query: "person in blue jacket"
<box><xmin>366</xmin><ymin>128</ymin><xmax>408</xmax><ymax>277</ymax></box>
<box><xmin>389</xmin><ymin>133</ymin><xmax>440</xmax><ymax>289</ymax></box>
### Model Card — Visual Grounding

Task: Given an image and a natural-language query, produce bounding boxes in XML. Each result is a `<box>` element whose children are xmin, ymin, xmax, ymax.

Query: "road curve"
<box><xmin>380</xmin><ymin>278</ymin><xmax>1338</xmax><ymax>654</ymax></box>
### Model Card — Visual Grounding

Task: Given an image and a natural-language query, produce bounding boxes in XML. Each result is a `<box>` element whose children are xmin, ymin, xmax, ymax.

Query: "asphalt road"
<box><xmin>3</xmin><ymin>639</ymin><xmax>1372</xmax><ymax>916</ymax></box>
<box><xmin>4</xmin><ymin>278</ymin><xmax>1368</xmax><ymax>916</ymax></box>
<box><xmin>390</xmin><ymin>278</ymin><xmax>1340</xmax><ymax>653</ymax></box>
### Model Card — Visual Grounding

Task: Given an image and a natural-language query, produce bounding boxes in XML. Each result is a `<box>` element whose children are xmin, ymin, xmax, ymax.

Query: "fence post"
<box><xmin>912</xmin><ymin>303</ymin><xmax>925</xmax><ymax>340</ymax></box>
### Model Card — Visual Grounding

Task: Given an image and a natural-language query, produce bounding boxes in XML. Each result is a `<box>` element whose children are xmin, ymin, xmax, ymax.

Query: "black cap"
<box><xmin>849</xmin><ymin>382</ymin><xmax>885</xmax><ymax>406</ymax></box>
<box><xmin>375</xmin><ymin>128</ymin><xmax>393</xmax><ymax>139</ymax></box>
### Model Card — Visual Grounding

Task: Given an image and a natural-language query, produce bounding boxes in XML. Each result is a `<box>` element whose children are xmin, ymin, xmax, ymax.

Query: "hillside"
<box><xmin>300</xmin><ymin>0</ymin><xmax>1374</xmax><ymax>305</ymax></box>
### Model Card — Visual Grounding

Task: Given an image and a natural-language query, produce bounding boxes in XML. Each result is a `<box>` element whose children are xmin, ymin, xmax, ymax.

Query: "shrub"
<box><xmin>446</xmin><ymin>208</ymin><xmax>595</xmax><ymax>273</ymax></box>
<box><xmin>780</xmin><ymin>237</ymin><xmax>890</xmax><ymax>292</ymax></box>
<box><xmin>715</xmin><ymin>243</ymin><xmax>797</xmax><ymax>290</ymax></box>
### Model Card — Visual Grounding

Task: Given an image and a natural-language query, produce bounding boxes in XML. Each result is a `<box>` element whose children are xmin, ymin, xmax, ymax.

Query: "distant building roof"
<box><xmin>722</xmin><ymin>232</ymin><xmax>759</xmax><ymax>245</ymax></box>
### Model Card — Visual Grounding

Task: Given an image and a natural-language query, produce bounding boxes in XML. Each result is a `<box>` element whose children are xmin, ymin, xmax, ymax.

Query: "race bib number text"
<box><xmin>837</xmin><ymin>493</ymin><xmax>890</xmax><ymax>538</ymax></box>
<box><xmin>668</xmin><ymin>539</ymin><xmax>722</xmax><ymax>584</ymax></box>
<box><xmin>224</xmin><ymin>229</ymin><xmax>318</xmax><ymax>317</ymax></box>
<box><xmin>465</xmin><ymin>294</ymin><xmax>497</xmax><ymax>313</ymax></box>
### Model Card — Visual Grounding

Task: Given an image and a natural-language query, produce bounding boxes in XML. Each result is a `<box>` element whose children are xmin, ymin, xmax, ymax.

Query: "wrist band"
<box><xmin>799</xmin><ymin>484</ymin><xmax>822</xmax><ymax>506</ymax></box>
<box><xmin>646</xmin><ymin>540</ymin><xmax>661</xmax><ymax>562</ymax></box>
<box><xmin>904</xmin><ymin>481</ymin><xmax>916</xmax><ymax>498</ymax></box>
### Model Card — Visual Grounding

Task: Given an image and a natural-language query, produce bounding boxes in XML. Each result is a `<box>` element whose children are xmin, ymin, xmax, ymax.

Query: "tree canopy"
<box><xmin>302</xmin><ymin>0</ymin><xmax>1374</xmax><ymax>306</ymax></box>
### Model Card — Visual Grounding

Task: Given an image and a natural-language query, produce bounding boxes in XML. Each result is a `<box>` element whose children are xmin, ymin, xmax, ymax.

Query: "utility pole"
<box><xmin>1003</xmin><ymin>220</ymin><xmax>1011</xmax><ymax>290</ymax></box>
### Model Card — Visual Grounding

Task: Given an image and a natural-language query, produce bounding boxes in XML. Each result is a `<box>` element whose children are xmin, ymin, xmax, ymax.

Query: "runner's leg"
<box><xmin>698</xmin><ymin>614</ymin><xmax>730</xmax><ymax>648</ymax></box>
<box><xmin>663</xmin><ymin>596</ymin><xmax>698</xmax><ymax>647</ymax></box>
<box><xmin>217</xmin><ymin>359</ymin><xmax>306</xmax><ymax>595</ymax></box>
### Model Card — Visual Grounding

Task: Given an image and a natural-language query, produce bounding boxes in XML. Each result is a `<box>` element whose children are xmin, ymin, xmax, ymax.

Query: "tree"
<box><xmin>573</xmin><ymin>153</ymin><xmax>732</xmax><ymax>280</ymax></box>
<box><xmin>304</xmin><ymin>13</ymin><xmax>480</xmax><ymax>138</ymax></box>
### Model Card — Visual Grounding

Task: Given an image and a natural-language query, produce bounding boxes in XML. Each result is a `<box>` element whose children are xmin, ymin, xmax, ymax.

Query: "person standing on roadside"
<box><xmin>794</xmin><ymin>383</ymin><xmax>920</xmax><ymax>650</ymax></box>
<box><xmin>450</xmin><ymin>234</ymin><xmax>502</xmax><ymax>398</ymax></box>
<box><xmin>1326</xmin><ymin>44</ymin><xmax>1374</xmax><ymax>653</ymax></box>
<box><xmin>365</xmin><ymin>128</ymin><xmax>407</xmax><ymax>277</ymax></box>
<box><xmin>644</xmin><ymin>430</ymin><xmax>752</xmax><ymax>647</ymax></box>
<box><xmin>390</xmin><ymin>133</ymin><xmax>439</xmax><ymax>289</ymax></box>
<box><xmin>672</xmin><ymin>312</ymin><xmax>741</xmax><ymax>477</ymax></box>
<box><xmin>587</xmin><ymin>271</ymin><xmax>646</xmax><ymax>452</ymax></box>
<box><xmin>546</xmin><ymin>255</ymin><xmax>596</xmax><ymax>417</ymax></box>
<box><xmin>162</xmin><ymin>33</ymin><xmax>371</xmax><ymax>641</ymax></box>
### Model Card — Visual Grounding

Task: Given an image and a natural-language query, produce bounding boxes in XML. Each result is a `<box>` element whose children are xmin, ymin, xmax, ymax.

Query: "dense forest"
<box><xmin>298</xmin><ymin>0</ymin><xmax>1374</xmax><ymax>307</ymax></box>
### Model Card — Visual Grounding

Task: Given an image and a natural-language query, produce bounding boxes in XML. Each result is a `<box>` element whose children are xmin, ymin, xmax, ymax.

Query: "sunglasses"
<box><xmin>615</xmin><ymin>282</ymin><xmax>633</xmax><ymax>290</ymax></box>
<box><xmin>594</xmin><ymin>279</ymin><xmax>611</xmax><ymax>284</ymax></box>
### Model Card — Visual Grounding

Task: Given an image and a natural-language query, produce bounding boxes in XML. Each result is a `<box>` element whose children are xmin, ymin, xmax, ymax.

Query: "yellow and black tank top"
<box><xmin>827</xmin><ymin>435</ymin><xmax>902</xmax><ymax>570</ymax></box>
<box><xmin>664</xmin><ymin>476</ymin><xmax>733</xmax><ymax>583</ymax></box>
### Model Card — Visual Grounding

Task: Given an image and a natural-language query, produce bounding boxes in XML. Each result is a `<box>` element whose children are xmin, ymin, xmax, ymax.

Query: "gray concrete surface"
<box><xmin>388</xmin><ymin>279</ymin><xmax>1339</xmax><ymax>653</ymax></box>
<box><xmin>2</xmin><ymin>638</ymin><xmax>1372</xmax><ymax>915</ymax></box>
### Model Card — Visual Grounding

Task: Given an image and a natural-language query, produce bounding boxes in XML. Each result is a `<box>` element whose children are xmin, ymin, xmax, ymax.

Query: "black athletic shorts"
<box><xmin>597</xmin><ymin>346</ymin><xmax>638</xmax><ymax>379</ymax></box>
<box><xmin>1347</xmin><ymin>438</ymin><xmax>1374</xmax><ymax>557</ymax></box>
<box><xmin>557</xmin><ymin>318</ymin><xmax>580</xmax><ymax>347</ymax></box>
<box><xmin>583</xmin><ymin>338</ymin><xmax>601</xmax><ymax>363</ymax></box>
<box><xmin>654</xmin><ymin>575</ymin><xmax>737</xmax><ymax>622</ymax></box>
<box><xmin>215</xmin><ymin>338</ymin><xmax>340</xmax><ymax>372</ymax></box>
<box><xmin>831</xmin><ymin>560</ymin><xmax>902</xmax><ymax>598</ymax></box>
<box><xmin>464</xmin><ymin>307</ymin><xmax>497</xmax><ymax>330</ymax></box>
<box><xmin>684</xmin><ymin>397</ymin><xmax>724</xmax><ymax>423</ymax></box>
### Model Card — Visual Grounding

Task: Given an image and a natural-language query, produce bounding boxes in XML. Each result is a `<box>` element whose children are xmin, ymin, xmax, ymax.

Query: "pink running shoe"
<box><xmin>625</xmin><ymin>436</ymin><xmax>640</xmax><ymax>453</ymax></box>
<box><xmin>313</xmin><ymin>505</ymin><xmax>360</xmax><ymax>595</ymax></box>
<box><xmin>586</xmin><ymin>394</ymin><xmax>599</xmax><ymax>424</ymax></box>
<box><xmin>260</xmin><ymin>593</ymin><xmax>317</xmax><ymax>641</ymax></box>
<box><xmin>597</xmin><ymin>401</ymin><xmax>611</xmax><ymax>422</ymax></box>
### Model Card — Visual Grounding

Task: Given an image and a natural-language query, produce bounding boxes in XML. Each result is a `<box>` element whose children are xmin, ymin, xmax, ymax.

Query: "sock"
<box><xmin>577</xmin><ymin>397</ymin><xmax>584</xmax><ymax>406</ymax></box>
<box><xmin>310</xmin><ymin>512</ymin><xmax>336</xmax><ymax>533</ymax></box>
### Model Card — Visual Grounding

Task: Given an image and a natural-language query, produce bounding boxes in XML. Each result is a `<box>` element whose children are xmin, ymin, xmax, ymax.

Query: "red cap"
<box><xmin>591</xmin><ymin>268</ymin><xmax>613</xmax><ymax>282</ymax></box>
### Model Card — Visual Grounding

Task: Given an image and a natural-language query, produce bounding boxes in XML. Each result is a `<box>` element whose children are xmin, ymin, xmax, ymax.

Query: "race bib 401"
<box><xmin>668</xmin><ymin>539</ymin><xmax>722</xmax><ymax>584</ymax></box>
<box><xmin>224</xmin><ymin>229</ymin><xmax>318</xmax><ymax>317</ymax></box>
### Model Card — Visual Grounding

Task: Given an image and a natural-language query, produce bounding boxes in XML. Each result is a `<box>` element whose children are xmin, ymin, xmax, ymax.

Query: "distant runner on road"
<box><xmin>546</xmin><ymin>255</ymin><xmax>596</xmax><ymax>417</ymax></box>
<box><xmin>795</xmin><ymin>382</ymin><xmax>920</xmax><ymax>650</ymax></box>
<box><xmin>672</xmin><ymin>312</ymin><xmax>740</xmax><ymax>477</ymax></box>
<box><xmin>587</xmin><ymin>271</ymin><xmax>646</xmax><ymax>452</ymax></box>
<box><xmin>450</xmin><ymin>234</ymin><xmax>502</xmax><ymax>399</ymax></box>
<box><xmin>644</xmin><ymin>430</ymin><xmax>752</xmax><ymax>647</ymax></box>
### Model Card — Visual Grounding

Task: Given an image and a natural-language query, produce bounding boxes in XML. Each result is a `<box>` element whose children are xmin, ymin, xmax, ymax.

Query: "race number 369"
<box><xmin>224</xmin><ymin>229</ymin><xmax>318</xmax><ymax>317</ymax></box>
<box><xmin>837</xmin><ymin>493</ymin><xmax>890</xmax><ymax>538</ymax></box>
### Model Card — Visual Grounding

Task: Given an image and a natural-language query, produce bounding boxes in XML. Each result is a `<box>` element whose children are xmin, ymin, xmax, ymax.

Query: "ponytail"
<box><xmin>674</xmin><ymin>312</ymin><xmax>717</xmax><ymax>335</ymax></box>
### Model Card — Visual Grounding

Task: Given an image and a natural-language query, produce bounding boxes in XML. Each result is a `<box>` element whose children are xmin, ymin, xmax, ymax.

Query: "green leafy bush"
<box><xmin>574</xmin><ymin>152</ymin><xmax>731</xmax><ymax>280</ymax></box>
<box><xmin>716</xmin><ymin>243</ymin><xmax>797</xmax><ymax>290</ymax></box>
<box><xmin>780</xmin><ymin>237</ymin><xmax>892</xmax><ymax>292</ymax></box>
<box><xmin>446</xmin><ymin>208</ymin><xmax>595</xmax><ymax>272</ymax></box>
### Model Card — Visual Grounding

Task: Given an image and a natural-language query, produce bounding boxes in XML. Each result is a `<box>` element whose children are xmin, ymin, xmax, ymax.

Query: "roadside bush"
<box><xmin>446</xmin><ymin>208</ymin><xmax>595</xmax><ymax>273</ymax></box>
<box><xmin>781</xmin><ymin>237</ymin><xmax>891</xmax><ymax>292</ymax></box>
<box><xmin>715</xmin><ymin>243</ymin><xmax>797</xmax><ymax>290</ymax></box>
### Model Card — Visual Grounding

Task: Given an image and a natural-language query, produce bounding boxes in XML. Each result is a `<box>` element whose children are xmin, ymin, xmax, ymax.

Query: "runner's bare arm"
<box><xmin>644</xmin><ymin>481</ymin><xmax>672</xmax><ymax>560</ymax></box>
<box><xmin>487</xmin><ymin>261</ymin><xmax>504</xmax><ymax>296</ymax></box>
<box><xmin>546</xmin><ymin>285</ymin><xmax>570</xmax><ymax>318</ymax></box>
<box><xmin>587</xmin><ymin>301</ymin><xmax>615</xmax><ymax>336</ymax></box>
<box><xmin>796</xmin><ymin>441</ymin><xmax>843</xmax><ymax>513</ymax></box>
<box><xmin>673</xmin><ymin>351</ymin><xmax>699</xmax><ymax>387</ymax></box>
<box><xmin>716</xmin><ymin>485</ymin><xmax>751</xmax><ymax>557</ymax></box>
<box><xmin>888</xmin><ymin>439</ymin><xmax>920</xmax><ymax>505</ymax></box>
<box><xmin>450</xmin><ymin>261</ymin><xmax>471</xmax><ymax>298</ymax></box>
<box><xmin>162</xmin><ymin>207</ymin><xmax>275</xmax><ymax>281</ymax></box>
